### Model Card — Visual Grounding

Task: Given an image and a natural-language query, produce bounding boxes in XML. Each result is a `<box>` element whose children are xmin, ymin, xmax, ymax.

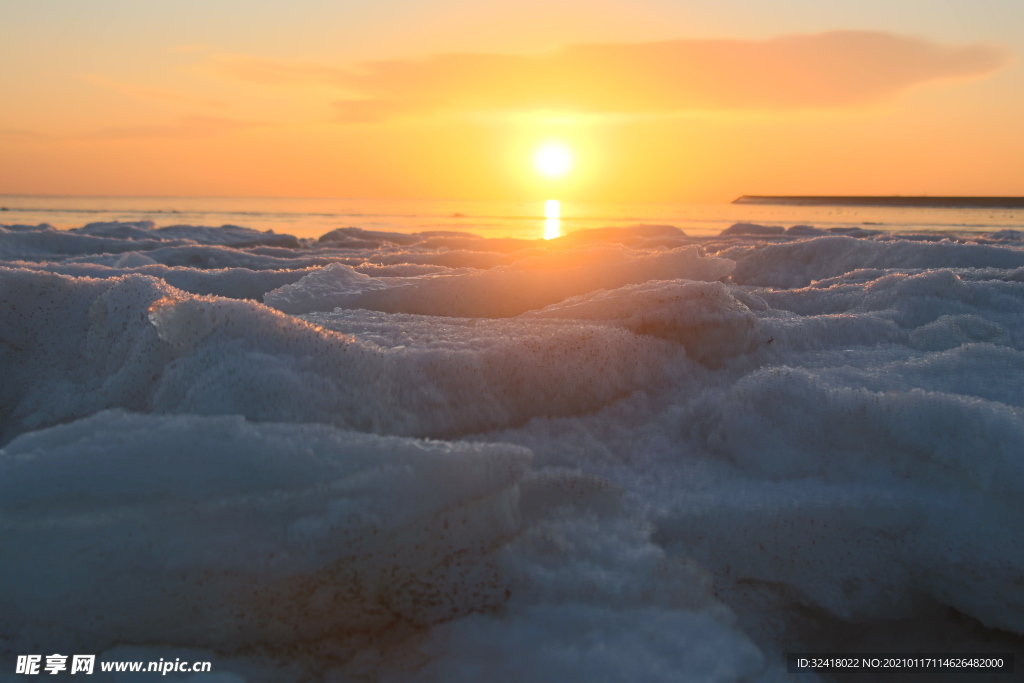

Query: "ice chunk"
<box><xmin>732</xmin><ymin>236</ymin><xmax>1024</xmax><ymax>288</ymax></box>
<box><xmin>1</xmin><ymin>260</ymin><xmax>311</xmax><ymax>301</ymax></box>
<box><xmin>71</xmin><ymin>220</ymin><xmax>301</xmax><ymax>248</ymax></box>
<box><xmin>784</xmin><ymin>225</ymin><xmax>824</xmax><ymax>236</ymax></box>
<box><xmin>414</xmin><ymin>604</ymin><xmax>764</xmax><ymax>683</ymax></box>
<box><xmin>658</xmin><ymin>366</ymin><xmax>1024</xmax><ymax>631</ymax></box>
<box><xmin>0</xmin><ymin>268</ymin><xmax>688</xmax><ymax>443</ymax></box>
<box><xmin>259</xmin><ymin>262</ymin><xmax>394</xmax><ymax>313</ymax></box>
<box><xmin>0</xmin><ymin>223</ymin><xmax>56</xmax><ymax>233</ymax></box>
<box><xmin>986</xmin><ymin>229</ymin><xmax>1024</xmax><ymax>241</ymax></box>
<box><xmin>0</xmin><ymin>410</ymin><xmax>530</xmax><ymax>652</ymax></box>
<box><xmin>113</xmin><ymin>251</ymin><xmax>159</xmax><ymax>267</ymax></box>
<box><xmin>908</xmin><ymin>314</ymin><xmax>1010</xmax><ymax>351</ymax></box>
<box><xmin>0</xmin><ymin>226</ymin><xmax>178</xmax><ymax>261</ymax></box>
<box><xmin>155</xmin><ymin>224</ymin><xmax>300</xmax><ymax>248</ymax></box>
<box><xmin>827</xmin><ymin>226</ymin><xmax>882</xmax><ymax>238</ymax></box>
<box><xmin>720</xmin><ymin>223</ymin><xmax>785</xmax><ymax>237</ymax></box>
<box><xmin>71</xmin><ymin>220</ymin><xmax>160</xmax><ymax>240</ymax></box>
<box><xmin>265</xmin><ymin>246</ymin><xmax>735</xmax><ymax>317</ymax></box>
<box><xmin>551</xmin><ymin>223</ymin><xmax>688</xmax><ymax>247</ymax></box>
<box><xmin>524</xmin><ymin>280</ymin><xmax>760</xmax><ymax>365</ymax></box>
<box><xmin>318</xmin><ymin>226</ymin><xmax>422</xmax><ymax>247</ymax></box>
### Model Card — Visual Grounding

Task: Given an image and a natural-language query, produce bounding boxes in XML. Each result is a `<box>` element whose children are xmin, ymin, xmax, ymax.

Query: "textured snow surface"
<box><xmin>2</xmin><ymin>411</ymin><xmax>528</xmax><ymax>652</ymax></box>
<box><xmin>2</xmin><ymin>220</ymin><xmax>1024</xmax><ymax>681</ymax></box>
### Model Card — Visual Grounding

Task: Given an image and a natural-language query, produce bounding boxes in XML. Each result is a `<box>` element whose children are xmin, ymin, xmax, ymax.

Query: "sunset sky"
<box><xmin>1</xmin><ymin>0</ymin><xmax>1022</xmax><ymax>203</ymax></box>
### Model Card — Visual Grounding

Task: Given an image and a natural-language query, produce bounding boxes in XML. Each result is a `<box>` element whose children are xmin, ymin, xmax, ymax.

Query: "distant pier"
<box><xmin>733</xmin><ymin>195</ymin><xmax>1024</xmax><ymax>208</ymax></box>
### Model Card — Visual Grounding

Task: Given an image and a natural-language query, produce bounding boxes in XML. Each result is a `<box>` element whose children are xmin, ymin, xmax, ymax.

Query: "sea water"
<box><xmin>2</xmin><ymin>194</ymin><xmax>1024</xmax><ymax>240</ymax></box>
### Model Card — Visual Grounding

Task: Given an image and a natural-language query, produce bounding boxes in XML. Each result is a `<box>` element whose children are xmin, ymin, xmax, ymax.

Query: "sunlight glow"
<box><xmin>544</xmin><ymin>218</ymin><xmax>560</xmax><ymax>240</ymax></box>
<box><xmin>544</xmin><ymin>199</ymin><xmax>561</xmax><ymax>239</ymax></box>
<box><xmin>535</xmin><ymin>143</ymin><xmax>573</xmax><ymax>178</ymax></box>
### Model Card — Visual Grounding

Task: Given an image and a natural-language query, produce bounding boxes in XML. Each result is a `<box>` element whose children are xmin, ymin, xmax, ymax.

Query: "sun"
<box><xmin>534</xmin><ymin>142</ymin><xmax>573</xmax><ymax>178</ymax></box>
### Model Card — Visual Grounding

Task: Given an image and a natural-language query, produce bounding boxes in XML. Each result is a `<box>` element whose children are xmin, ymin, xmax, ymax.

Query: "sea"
<box><xmin>3</xmin><ymin>194</ymin><xmax>1024</xmax><ymax>240</ymax></box>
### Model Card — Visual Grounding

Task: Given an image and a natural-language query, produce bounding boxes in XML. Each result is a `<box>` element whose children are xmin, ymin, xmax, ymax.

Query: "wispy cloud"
<box><xmin>214</xmin><ymin>31</ymin><xmax>1009</xmax><ymax>122</ymax></box>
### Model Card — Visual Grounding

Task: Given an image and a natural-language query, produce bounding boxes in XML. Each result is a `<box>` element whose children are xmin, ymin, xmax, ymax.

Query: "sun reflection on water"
<box><xmin>544</xmin><ymin>199</ymin><xmax>561</xmax><ymax>239</ymax></box>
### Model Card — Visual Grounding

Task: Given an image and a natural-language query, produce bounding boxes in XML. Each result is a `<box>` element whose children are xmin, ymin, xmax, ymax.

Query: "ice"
<box><xmin>412</xmin><ymin>479</ymin><xmax>766</xmax><ymax>683</ymax></box>
<box><xmin>113</xmin><ymin>251</ymin><xmax>159</xmax><ymax>267</ymax></box>
<box><xmin>0</xmin><ymin>224</ymin><xmax>181</xmax><ymax>261</ymax></box>
<box><xmin>264</xmin><ymin>245</ymin><xmax>735</xmax><ymax>316</ymax></box>
<box><xmin>413</xmin><ymin>605</ymin><xmax>764</xmax><ymax>683</ymax></box>
<box><xmin>986</xmin><ymin>229</ymin><xmax>1024</xmax><ymax>242</ymax></box>
<box><xmin>0</xmin><ymin>410</ymin><xmax>529</xmax><ymax>652</ymax></box>
<box><xmin>730</xmin><ymin>234</ymin><xmax>1024</xmax><ymax>288</ymax></box>
<box><xmin>720</xmin><ymin>222</ymin><xmax>785</xmax><ymax>236</ymax></box>
<box><xmin>3</xmin><ymin>221</ymin><xmax>1024</xmax><ymax>679</ymax></box>
<box><xmin>522</xmin><ymin>280</ymin><xmax>760</xmax><ymax>365</ymax></box>
<box><xmin>319</xmin><ymin>226</ymin><xmax>433</xmax><ymax>247</ymax></box>
<box><xmin>1</xmin><ymin>261</ymin><xmax>312</xmax><ymax>300</ymax></box>
<box><xmin>71</xmin><ymin>220</ymin><xmax>302</xmax><ymax>248</ymax></box>
<box><xmin>316</xmin><ymin>225</ymin><xmax>690</xmax><ymax>254</ymax></box>
<box><xmin>0</xmin><ymin>267</ymin><xmax>688</xmax><ymax>444</ymax></box>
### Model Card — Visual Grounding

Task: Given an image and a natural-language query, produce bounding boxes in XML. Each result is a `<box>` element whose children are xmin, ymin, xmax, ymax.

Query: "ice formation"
<box><xmin>2</xmin><ymin>219</ymin><xmax>1024</xmax><ymax>681</ymax></box>
<box><xmin>2</xmin><ymin>411</ymin><xmax>528</xmax><ymax>652</ymax></box>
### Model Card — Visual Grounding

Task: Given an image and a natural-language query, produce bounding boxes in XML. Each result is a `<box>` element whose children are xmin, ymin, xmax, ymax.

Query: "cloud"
<box><xmin>215</xmin><ymin>31</ymin><xmax>1009</xmax><ymax>122</ymax></box>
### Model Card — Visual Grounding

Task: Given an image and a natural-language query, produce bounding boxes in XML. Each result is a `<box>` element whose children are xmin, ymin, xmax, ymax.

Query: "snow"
<box><xmin>263</xmin><ymin>245</ymin><xmax>734</xmax><ymax>317</ymax></box>
<box><xmin>2</xmin><ymin>218</ymin><xmax>1023</xmax><ymax>681</ymax></box>
<box><xmin>1</xmin><ymin>411</ymin><xmax>528</xmax><ymax>652</ymax></box>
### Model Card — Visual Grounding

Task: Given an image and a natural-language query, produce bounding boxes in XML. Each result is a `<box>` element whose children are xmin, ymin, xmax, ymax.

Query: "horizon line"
<box><xmin>735</xmin><ymin>195</ymin><xmax>1024</xmax><ymax>208</ymax></box>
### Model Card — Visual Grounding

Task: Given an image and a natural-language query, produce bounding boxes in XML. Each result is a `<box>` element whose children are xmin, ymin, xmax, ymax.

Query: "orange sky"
<box><xmin>1</xmin><ymin>1</ymin><xmax>1022</xmax><ymax>203</ymax></box>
